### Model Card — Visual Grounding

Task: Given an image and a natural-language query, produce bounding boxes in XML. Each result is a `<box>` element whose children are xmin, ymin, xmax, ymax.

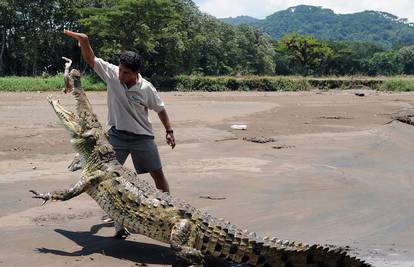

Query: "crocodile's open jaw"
<box><xmin>48</xmin><ymin>96</ymin><xmax>82</xmax><ymax>136</ymax></box>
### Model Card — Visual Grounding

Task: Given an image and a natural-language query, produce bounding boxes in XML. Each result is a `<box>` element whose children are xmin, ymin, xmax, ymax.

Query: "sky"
<box><xmin>193</xmin><ymin>0</ymin><xmax>414</xmax><ymax>22</ymax></box>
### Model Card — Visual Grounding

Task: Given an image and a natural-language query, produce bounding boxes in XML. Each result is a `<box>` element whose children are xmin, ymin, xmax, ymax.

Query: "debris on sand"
<box><xmin>318</xmin><ymin>116</ymin><xmax>354</xmax><ymax>120</ymax></box>
<box><xmin>243</xmin><ymin>136</ymin><xmax>276</xmax><ymax>143</ymax></box>
<box><xmin>214</xmin><ymin>137</ymin><xmax>238</xmax><ymax>142</ymax></box>
<box><xmin>273</xmin><ymin>145</ymin><xmax>296</xmax><ymax>150</ymax></box>
<box><xmin>355</xmin><ymin>92</ymin><xmax>365</xmax><ymax>97</ymax></box>
<box><xmin>392</xmin><ymin>109</ymin><xmax>414</xmax><ymax>125</ymax></box>
<box><xmin>200</xmin><ymin>195</ymin><xmax>227</xmax><ymax>200</ymax></box>
<box><xmin>9</xmin><ymin>146</ymin><xmax>30</xmax><ymax>152</ymax></box>
<box><xmin>230</xmin><ymin>124</ymin><xmax>247</xmax><ymax>130</ymax></box>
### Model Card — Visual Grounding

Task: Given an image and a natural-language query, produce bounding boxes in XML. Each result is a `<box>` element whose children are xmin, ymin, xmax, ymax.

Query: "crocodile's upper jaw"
<box><xmin>48</xmin><ymin>97</ymin><xmax>82</xmax><ymax>137</ymax></box>
<box><xmin>48</xmin><ymin>96</ymin><xmax>100</xmax><ymax>158</ymax></box>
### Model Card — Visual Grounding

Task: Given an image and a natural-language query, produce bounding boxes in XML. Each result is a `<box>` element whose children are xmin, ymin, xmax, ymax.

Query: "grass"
<box><xmin>2</xmin><ymin>74</ymin><xmax>414</xmax><ymax>92</ymax></box>
<box><xmin>379</xmin><ymin>79</ymin><xmax>414</xmax><ymax>91</ymax></box>
<box><xmin>169</xmin><ymin>75</ymin><xmax>414</xmax><ymax>91</ymax></box>
<box><xmin>0</xmin><ymin>73</ymin><xmax>106</xmax><ymax>91</ymax></box>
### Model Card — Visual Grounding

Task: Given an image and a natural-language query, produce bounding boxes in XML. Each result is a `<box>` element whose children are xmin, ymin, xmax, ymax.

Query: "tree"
<box><xmin>398</xmin><ymin>45</ymin><xmax>414</xmax><ymax>74</ymax></box>
<box><xmin>81</xmin><ymin>0</ymin><xmax>187</xmax><ymax>76</ymax></box>
<box><xmin>236</xmin><ymin>25</ymin><xmax>275</xmax><ymax>75</ymax></box>
<box><xmin>80</xmin><ymin>0</ymin><xmax>276</xmax><ymax>77</ymax></box>
<box><xmin>0</xmin><ymin>0</ymin><xmax>86</xmax><ymax>76</ymax></box>
<box><xmin>327</xmin><ymin>41</ymin><xmax>384</xmax><ymax>75</ymax></box>
<box><xmin>276</xmin><ymin>33</ymin><xmax>333</xmax><ymax>76</ymax></box>
<box><xmin>368</xmin><ymin>51</ymin><xmax>403</xmax><ymax>75</ymax></box>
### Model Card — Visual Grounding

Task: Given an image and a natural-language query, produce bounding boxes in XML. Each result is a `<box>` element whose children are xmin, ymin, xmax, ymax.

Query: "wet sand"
<box><xmin>1</xmin><ymin>90</ymin><xmax>414</xmax><ymax>266</ymax></box>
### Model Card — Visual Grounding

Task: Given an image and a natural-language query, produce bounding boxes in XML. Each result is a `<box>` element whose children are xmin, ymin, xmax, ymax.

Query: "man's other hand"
<box><xmin>166</xmin><ymin>132</ymin><xmax>176</xmax><ymax>149</ymax></box>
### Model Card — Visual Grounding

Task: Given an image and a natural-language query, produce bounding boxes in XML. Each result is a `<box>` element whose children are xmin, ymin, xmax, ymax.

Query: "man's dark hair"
<box><xmin>119</xmin><ymin>51</ymin><xmax>142</xmax><ymax>72</ymax></box>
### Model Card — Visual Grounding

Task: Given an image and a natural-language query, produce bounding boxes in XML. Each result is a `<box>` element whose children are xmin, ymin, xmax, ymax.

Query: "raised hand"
<box><xmin>63</xmin><ymin>29</ymin><xmax>88</xmax><ymax>42</ymax></box>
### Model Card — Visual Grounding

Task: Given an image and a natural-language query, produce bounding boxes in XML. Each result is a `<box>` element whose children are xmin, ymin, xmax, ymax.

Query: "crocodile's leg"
<box><xmin>30</xmin><ymin>170</ymin><xmax>105</xmax><ymax>205</ymax></box>
<box><xmin>170</xmin><ymin>219</ymin><xmax>204</xmax><ymax>267</ymax></box>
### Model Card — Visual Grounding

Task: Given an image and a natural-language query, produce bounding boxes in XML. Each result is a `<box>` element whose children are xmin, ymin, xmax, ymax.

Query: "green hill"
<box><xmin>221</xmin><ymin>5</ymin><xmax>414</xmax><ymax>48</ymax></box>
<box><xmin>222</xmin><ymin>15</ymin><xmax>260</xmax><ymax>25</ymax></box>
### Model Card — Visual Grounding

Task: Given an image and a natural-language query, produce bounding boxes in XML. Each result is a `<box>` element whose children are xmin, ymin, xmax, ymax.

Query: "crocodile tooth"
<box><xmin>227</xmin><ymin>226</ymin><xmax>236</xmax><ymax>235</ymax></box>
<box><xmin>248</xmin><ymin>232</ymin><xmax>257</xmax><ymax>239</ymax></box>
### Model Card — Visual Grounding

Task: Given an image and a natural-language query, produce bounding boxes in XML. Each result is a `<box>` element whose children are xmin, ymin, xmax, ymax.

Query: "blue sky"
<box><xmin>193</xmin><ymin>0</ymin><xmax>414</xmax><ymax>22</ymax></box>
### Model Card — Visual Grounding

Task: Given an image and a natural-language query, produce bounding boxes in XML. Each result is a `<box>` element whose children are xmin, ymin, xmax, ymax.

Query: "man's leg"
<box><xmin>113</xmin><ymin>148</ymin><xmax>129</xmax><ymax>165</ymax></box>
<box><xmin>129</xmin><ymin>138</ymin><xmax>170</xmax><ymax>193</ymax></box>
<box><xmin>149</xmin><ymin>168</ymin><xmax>170</xmax><ymax>193</ymax></box>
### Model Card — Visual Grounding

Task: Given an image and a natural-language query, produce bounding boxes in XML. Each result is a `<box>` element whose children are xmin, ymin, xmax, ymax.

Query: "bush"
<box><xmin>308</xmin><ymin>78</ymin><xmax>383</xmax><ymax>90</ymax></box>
<box><xmin>380</xmin><ymin>79</ymin><xmax>414</xmax><ymax>91</ymax></box>
<box><xmin>3</xmin><ymin>74</ymin><xmax>414</xmax><ymax>92</ymax></box>
<box><xmin>0</xmin><ymin>74</ymin><xmax>106</xmax><ymax>91</ymax></box>
<box><xmin>173</xmin><ymin>76</ymin><xmax>312</xmax><ymax>91</ymax></box>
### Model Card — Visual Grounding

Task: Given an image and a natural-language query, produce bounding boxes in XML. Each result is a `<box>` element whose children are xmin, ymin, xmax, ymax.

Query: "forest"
<box><xmin>1</xmin><ymin>0</ymin><xmax>414</xmax><ymax>79</ymax></box>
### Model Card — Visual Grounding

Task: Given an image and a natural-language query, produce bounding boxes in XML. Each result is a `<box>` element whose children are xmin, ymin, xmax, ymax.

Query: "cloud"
<box><xmin>194</xmin><ymin>0</ymin><xmax>414</xmax><ymax>22</ymax></box>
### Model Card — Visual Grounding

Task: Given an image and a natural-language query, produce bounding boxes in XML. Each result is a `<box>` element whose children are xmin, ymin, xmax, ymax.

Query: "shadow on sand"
<box><xmin>35</xmin><ymin>222</ymin><xmax>232</xmax><ymax>266</ymax></box>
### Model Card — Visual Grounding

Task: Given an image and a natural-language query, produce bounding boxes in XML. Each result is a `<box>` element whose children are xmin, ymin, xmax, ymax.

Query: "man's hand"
<box><xmin>166</xmin><ymin>131</ymin><xmax>176</xmax><ymax>149</ymax></box>
<box><xmin>63</xmin><ymin>29</ymin><xmax>95</xmax><ymax>68</ymax></box>
<box><xmin>158</xmin><ymin>110</ymin><xmax>175</xmax><ymax>149</ymax></box>
<box><xmin>64</xmin><ymin>29</ymin><xmax>88</xmax><ymax>43</ymax></box>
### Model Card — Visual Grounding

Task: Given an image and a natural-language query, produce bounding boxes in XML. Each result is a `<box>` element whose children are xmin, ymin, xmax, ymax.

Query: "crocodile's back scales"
<box><xmin>87</xmin><ymin>172</ymin><xmax>181</xmax><ymax>243</ymax></box>
<box><xmin>87</xmin><ymin>168</ymin><xmax>368</xmax><ymax>266</ymax></box>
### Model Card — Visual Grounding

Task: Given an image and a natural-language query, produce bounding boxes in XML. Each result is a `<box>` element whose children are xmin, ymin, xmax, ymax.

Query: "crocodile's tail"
<box><xmin>192</xmin><ymin>219</ymin><xmax>371</xmax><ymax>267</ymax></box>
<box><xmin>222</xmin><ymin>238</ymin><xmax>369</xmax><ymax>267</ymax></box>
<box><xmin>244</xmin><ymin>241</ymin><xmax>371</xmax><ymax>267</ymax></box>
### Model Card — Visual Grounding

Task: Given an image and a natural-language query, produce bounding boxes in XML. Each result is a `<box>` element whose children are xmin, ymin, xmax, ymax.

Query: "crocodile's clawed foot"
<box><xmin>29</xmin><ymin>190</ymin><xmax>51</xmax><ymax>205</ymax></box>
<box><xmin>62</xmin><ymin>56</ymin><xmax>73</xmax><ymax>94</ymax></box>
<box><xmin>67</xmin><ymin>153</ymin><xmax>82</xmax><ymax>172</ymax></box>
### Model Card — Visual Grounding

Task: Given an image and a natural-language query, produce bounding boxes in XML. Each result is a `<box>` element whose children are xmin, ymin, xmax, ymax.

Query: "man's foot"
<box><xmin>113</xmin><ymin>221</ymin><xmax>130</xmax><ymax>239</ymax></box>
<box><xmin>114</xmin><ymin>228</ymin><xmax>130</xmax><ymax>239</ymax></box>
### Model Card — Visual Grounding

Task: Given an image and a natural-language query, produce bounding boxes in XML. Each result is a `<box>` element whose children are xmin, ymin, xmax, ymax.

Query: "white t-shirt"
<box><xmin>93</xmin><ymin>57</ymin><xmax>165</xmax><ymax>136</ymax></box>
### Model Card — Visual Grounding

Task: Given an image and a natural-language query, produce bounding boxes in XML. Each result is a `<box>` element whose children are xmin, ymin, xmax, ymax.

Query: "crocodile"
<box><xmin>30</xmin><ymin>65</ymin><xmax>372</xmax><ymax>267</ymax></box>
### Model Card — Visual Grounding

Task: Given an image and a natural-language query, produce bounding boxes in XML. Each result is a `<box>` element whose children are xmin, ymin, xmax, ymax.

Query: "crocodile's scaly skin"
<box><xmin>30</xmin><ymin>68</ymin><xmax>372</xmax><ymax>267</ymax></box>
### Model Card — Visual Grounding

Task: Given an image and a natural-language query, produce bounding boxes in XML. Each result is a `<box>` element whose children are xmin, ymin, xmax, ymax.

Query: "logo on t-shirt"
<box><xmin>130</xmin><ymin>95</ymin><xmax>140</xmax><ymax>103</ymax></box>
<box><xmin>130</xmin><ymin>95</ymin><xmax>147</xmax><ymax>108</ymax></box>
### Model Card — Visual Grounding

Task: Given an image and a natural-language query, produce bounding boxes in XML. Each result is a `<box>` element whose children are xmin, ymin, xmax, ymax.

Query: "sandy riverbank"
<box><xmin>1</xmin><ymin>90</ymin><xmax>414</xmax><ymax>266</ymax></box>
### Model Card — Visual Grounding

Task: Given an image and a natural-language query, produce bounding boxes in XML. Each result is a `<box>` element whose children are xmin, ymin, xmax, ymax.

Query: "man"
<box><xmin>64</xmin><ymin>29</ymin><xmax>175</xmax><ymax>238</ymax></box>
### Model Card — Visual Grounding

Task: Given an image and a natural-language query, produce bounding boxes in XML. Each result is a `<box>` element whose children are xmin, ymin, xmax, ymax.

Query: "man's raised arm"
<box><xmin>64</xmin><ymin>30</ymin><xmax>95</xmax><ymax>68</ymax></box>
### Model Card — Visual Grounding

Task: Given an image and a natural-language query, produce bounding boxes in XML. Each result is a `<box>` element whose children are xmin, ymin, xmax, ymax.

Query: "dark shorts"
<box><xmin>108</xmin><ymin>127</ymin><xmax>162</xmax><ymax>174</ymax></box>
